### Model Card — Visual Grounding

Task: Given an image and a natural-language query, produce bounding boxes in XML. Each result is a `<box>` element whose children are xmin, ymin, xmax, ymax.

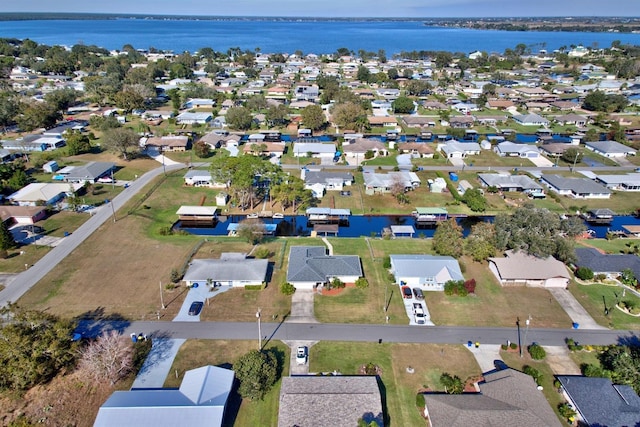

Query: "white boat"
<box><xmin>272</xmin><ymin>213</ymin><xmax>284</xmax><ymax>219</ymax></box>
<box><xmin>246</xmin><ymin>213</ymin><xmax>259</xmax><ymax>219</ymax></box>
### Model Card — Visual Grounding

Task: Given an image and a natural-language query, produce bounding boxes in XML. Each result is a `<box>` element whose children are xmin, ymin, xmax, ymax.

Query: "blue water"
<box><xmin>1</xmin><ymin>18</ymin><xmax>640</xmax><ymax>54</ymax></box>
<box><xmin>179</xmin><ymin>214</ymin><xmax>640</xmax><ymax>239</ymax></box>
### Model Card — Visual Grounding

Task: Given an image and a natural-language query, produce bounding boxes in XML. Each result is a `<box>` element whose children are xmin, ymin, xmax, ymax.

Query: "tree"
<box><xmin>583</xmin><ymin>90</ymin><xmax>628</xmax><ymax>112</ymax></box>
<box><xmin>331</xmin><ymin>102</ymin><xmax>366</xmax><ymax>131</ymax></box>
<box><xmin>300</xmin><ymin>104</ymin><xmax>326</xmax><ymax>131</ymax></box>
<box><xmin>280</xmin><ymin>282</ymin><xmax>296</xmax><ymax>295</ymax></box>
<box><xmin>44</xmin><ymin>88</ymin><xmax>78</xmax><ymax>112</ymax></box>
<box><xmin>76</xmin><ymin>330</ymin><xmax>134</xmax><ymax>385</ymax></box>
<box><xmin>236</xmin><ymin>218</ymin><xmax>265</xmax><ymax>244</ymax></box>
<box><xmin>193</xmin><ymin>140</ymin><xmax>210</xmax><ymax>158</ymax></box>
<box><xmin>599</xmin><ymin>345</ymin><xmax>640</xmax><ymax>393</ymax></box>
<box><xmin>0</xmin><ymin>220</ymin><xmax>16</xmax><ymax>253</ymax></box>
<box><xmin>114</xmin><ymin>88</ymin><xmax>145</xmax><ymax>113</ymax></box>
<box><xmin>465</xmin><ymin>222</ymin><xmax>497</xmax><ymax>262</ymax></box>
<box><xmin>0</xmin><ymin>91</ymin><xmax>19</xmax><ymax>132</ymax></box>
<box><xmin>356</xmin><ymin>65</ymin><xmax>371</xmax><ymax>82</ymax></box>
<box><xmin>439</xmin><ymin>372</ymin><xmax>464</xmax><ymax>394</ymax></box>
<box><xmin>528</xmin><ymin>343</ymin><xmax>546</xmax><ymax>360</ymax></box>
<box><xmin>0</xmin><ymin>306</ymin><xmax>77</xmax><ymax>391</ymax></box>
<box><xmin>575</xmin><ymin>266</ymin><xmax>594</xmax><ymax>281</ymax></box>
<box><xmin>15</xmin><ymin>101</ymin><xmax>61</xmax><ymax>131</ymax></box>
<box><xmin>235</xmin><ymin>349</ymin><xmax>280</xmax><ymax>400</ymax></box>
<box><xmin>64</xmin><ymin>129</ymin><xmax>91</xmax><ymax>156</ymax></box>
<box><xmin>101</xmin><ymin>127</ymin><xmax>140</xmax><ymax>160</ymax></box>
<box><xmin>226</xmin><ymin>106</ymin><xmax>253</xmax><ymax>130</ymax></box>
<box><xmin>461</xmin><ymin>189</ymin><xmax>487</xmax><ymax>212</ymax></box>
<box><xmin>265</xmin><ymin>103</ymin><xmax>289</xmax><ymax>127</ymax></box>
<box><xmin>433</xmin><ymin>219</ymin><xmax>464</xmax><ymax>258</ymax></box>
<box><xmin>392</xmin><ymin>96</ymin><xmax>414</xmax><ymax>114</ymax></box>
<box><xmin>561</xmin><ymin>147</ymin><xmax>583</xmax><ymax>165</ymax></box>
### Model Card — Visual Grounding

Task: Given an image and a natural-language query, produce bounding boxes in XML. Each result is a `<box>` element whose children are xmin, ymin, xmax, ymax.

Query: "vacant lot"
<box><xmin>569</xmin><ymin>282</ymin><xmax>640</xmax><ymax>330</ymax></box>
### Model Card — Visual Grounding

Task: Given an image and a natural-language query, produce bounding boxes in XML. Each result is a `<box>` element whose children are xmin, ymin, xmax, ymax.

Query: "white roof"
<box><xmin>176</xmin><ymin>206</ymin><xmax>218</xmax><ymax>216</ymax></box>
<box><xmin>9</xmin><ymin>182</ymin><xmax>83</xmax><ymax>202</ymax></box>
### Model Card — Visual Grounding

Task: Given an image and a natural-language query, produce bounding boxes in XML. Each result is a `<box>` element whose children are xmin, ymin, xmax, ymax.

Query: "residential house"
<box><xmin>56</xmin><ymin>162</ymin><xmax>115</xmax><ymax>184</ymax></box>
<box><xmin>595</xmin><ymin>172</ymin><xmax>640</xmax><ymax>191</ymax></box>
<box><xmin>478</xmin><ymin>173</ymin><xmax>544</xmax><ymax>195</ymax></box>
<box><xmin>292</xmin><ymin>142</ymin><xmax>336</xmax><ymax>160</ymax></box>
<box><xmin>555</xmin><ymin>113</ymin><xmax>589</xmax><ymax>127</ymax></box>
<box><xmin>199</xmin><ymin>131</ymin><xmax>240</xmax><ymax>149</ymax></box>
<box><xmin>486</xmin><ymin>99</ymin><xmax>516</xmax><ymax>110</ymax></box>
<box><xmin>143</xmin><ymin>136</ymin><xmax>191</xmax><ymax>152</ymax></box>
<box><xmin>302</xmin><ymin>169</ymin><xmax>353</xmax><ymax>198</ymax></box>
<box><xmin>493</xmin><ymin>141</ymin><xmax>539</xmax><ymax>158</ymax></box>
<box><xmin>396</xmin><ymin>142</ymin><xmax>435</xmax><ymax>158</ymax></box>
<box><xmin>176</xmin><ymin>112</ymin><xmax>212</xmax><ymax>125</ymax></box>
<box><xmin>452</xmin><ymin>102</ymin><xmax>479</xmax><ymax>114</ymax></box>
<box><xmin>286</xmin><ymin>246</ymin><xmax>362</xmax><ymax>290</ymax></box>
<box><xmin>539</xmin><ymin>142</ymin><xmax>575</xmax><ymax>158</ymax></box>
<box><xmin>293</xmin><ymin>84</ymin><xmax>319</xmax><ymax>102</ymax></box>
<box><xmin>584</xmin><ymin>140</ymin><xmax>636</xmax><ymax>158</ymax></box>
<box><xmin>574</xmin><ymin>247</ymin><xmax>640</xmax><ymax>281</ymax></box>
<box><xmin>0</xmin><ymin>205</ymin><xmax>47</xmax><ymax>225</ymax></box>
<box><xmin>440</xmin><ymin>141</ymin><xmax>481</xmax><ymax>159</ymax></box>
<box><xmin>182</xmin><ymin>255</ymin><xmax>268</xmax><ymax>288</ymax></box>
<box><xmin>367</xmin><ymin>116</ymin><xmax>398</xmax><ymax>128</ymax></box>
<box><xmin>94</xmin><ymin>365</ymin><xmax>234</xmax><ymax>427</ymax></box>
<box><xmin>243</xmin><ymin>141</ymin><xmax>286</xmax><ymax>159</ymax></box>
<box><xmin>342</xmin><ymin>138</ymin><xmax>388</xmax><ymax>165</ymax></box>
<box><xmin>448</xmin><ymin>116</ymin><xmax>475</xmax><ymax>128</ymax></box>
<box><xmin>1</xmin><ymin>136</ymin><xmax>63</xmax><ymax>152</ymax></box>
<box><xmin>363</xmin><ymin>171</ymin><xmax>420</xmax><ymax>194</ymax></box>
<box><xmin>556</xmin><ymin>376</ymin><xmax>640</xmax><ymax>427</ymax></box>
<box><xmin>9</xmin><ymin>182</ymin><xmax>83</xmax><ymax>206</ymax></box>
<box><xmin>278</xmin><ymin>376</ymin><xmax>383</xmax><ymax>427</ymax></box>
<box><xmin>488</xmin><ymin>250</ymin><xmax>571</xmax><ymax>288</ymax></box>
<box><xmin>43</xmin><ymin>120</ymin><xmax>88</xmax><ymax>138</ymax></box>
<box><xmin>402</xmin><ymin>116</ymin><xmax>436</xmax><ymax>128</ymax></box>
<box><xmin>541</xmin><ymin>174</ymin><xmax>611</xmax><ymax>199</ymax></box>
<box><xmin>512</xmin><ymin>113</ymin><xmax>550</xmax><ymax>126</ymax></box>
<box><xmin>423</xmin><ymin>368</ymin><xmax>561</xmax><ymax>427</ymax></box>
<box><xmin>184</xmin><ymin>98</ymin><xmax>216</xmax><ymax>109</ymax></box>
<box><xmin>389</xmin><ymin>255</ymin><xmax>464</xmax><ymax>291</ymax></box>
<box><xmin>183</xmin><ymin>170</ymin><xmax>227</xmax><ymax>188</ymax></box>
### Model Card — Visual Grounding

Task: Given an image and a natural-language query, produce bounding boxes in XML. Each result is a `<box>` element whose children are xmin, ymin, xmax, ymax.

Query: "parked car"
<box><xmin>402</xmin><ymin>286</ymin><xmax>412</xmax><ymax>299</ymax></box>
<box><xmin>340</xmin><ymin>191</ymin><xmax>351</xmax><ymax>196</ymax></box>
<box><xmin>296</xmin><ymin>346</ymin><xmax>307</xmax><ymax>365</ymax></box>
<box><xmin>188</xmin><ymin>301</ymin><xmax>204</xmax><ymax>316</ymax></box>
<box><xmin>413</xmin><ymin>302</ymin><xmax>426</xmax><ymax>325</ymax></box>
<box><xmin>412</xmin><ymin>287</ymin><xmax>424</xmax><ymax>300</ymax></box>
<box><xmin>97</xmin><ymin>176</ymin><xmax>114</xmax><ymax>183</ymax></box>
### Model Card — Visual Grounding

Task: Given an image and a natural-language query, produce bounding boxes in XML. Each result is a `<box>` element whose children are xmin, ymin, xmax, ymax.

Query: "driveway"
<box><xmin>401</xmin><ymin>293</ymin><xmax>434</xmax><ymax>326</ymax></box>
<box><xmin>529</xmin><ymin>156</ymin><xmax>554</xmax><ymax>167</ymax></box>
<box><xmin>548</xmin><ymin>287</ymin><xmax>606</xmax><ymax>330</ymax></box>
<box><xmin>131</xmin><ymin>338</ymin><xmax>186</xmax><ymax>388</ymax></box>
<box><xmin>284</xmin><ymin>340</ymin><xmax>317</xmax><ymax>375</ymax></box>
<box><xmin>543</xmin><ymin>345</ymin><xmax>581</xmax><ymax>375</ymax></box>
<box><xmin>465</xmin><ymin>344</ymin><xmax>503</xmax><ymax>373</ymax></box>
<box><xmin>173</xmin><ymin>284</ymin><xmax>232</xmax><ymax>322</ymax></box>
<box><xmin>287</xmin><ymin>289</ymin><xmax>318</xmax><ymax>323</ymax></box>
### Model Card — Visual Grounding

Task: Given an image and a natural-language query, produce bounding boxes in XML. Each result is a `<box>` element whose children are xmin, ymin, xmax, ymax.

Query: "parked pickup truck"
<box><xmin>413</xmin><ymin>303</ymin><xmax>426</xmax><ymax>325</ymax></box>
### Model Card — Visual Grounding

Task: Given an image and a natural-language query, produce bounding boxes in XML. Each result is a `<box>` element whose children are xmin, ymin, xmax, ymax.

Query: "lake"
<box><xmin>1</xmin><ymin>18</ymin><xmax>640</xmax><ymax>54</ymax></box>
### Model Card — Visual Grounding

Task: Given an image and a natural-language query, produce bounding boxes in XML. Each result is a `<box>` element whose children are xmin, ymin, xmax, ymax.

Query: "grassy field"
<box><xmin>568</xmin><ymin>282</ymin><xmax>640</xmax><ymax>329</ymax></box>
<box><xmin>576</xmin><ymin>238</ymin><xmax>639</xmax><ymax>254</ymax></box>
<box><xmin>311</xmin><ymin>342</ymin><xmax>481</xmax><ymax>427</ymax></box>
<box><xmin>164</xmin><ymin>339</ymin><xmax>289</xmax><ymax>427</ymax></box>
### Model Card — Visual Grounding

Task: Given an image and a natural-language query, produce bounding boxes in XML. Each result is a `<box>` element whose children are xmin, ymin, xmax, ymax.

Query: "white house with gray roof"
<box><xmin>94</xmin><ymin>365</ymin><xmax>234</xmax><ymax>427</ymax></box>
<box><xmin>493</xmin><ymin>141</ymin><xmax>539</xmax><ymax>158</ymax></box>
<box><xmin>287</xmin><ymin>246</ymin><xmax>362</xmax><ymax>290</ymax></box>
<box><xmin>512</xmin><ymin>113</ymin><xmax>549</xmax><ymax>126</ymax></box>
<box><xmin>301</xmin><ymin>169</ymin><xmax>353</xmax><ymax>198</ymax></box>
<box><xmin>478</xmin><ymin>173</ymin><xmax>543</xmax><ymax>195</ymax></box>
<box><xmin>439</xmin><ymin>141</ymin><xmax>481</xmax><ymax>158</ymax></box>
<box><xmin>363</xmin><ymin>171</ymin><xmax>420</xmax><ymax>194</ymax></box>
<box><xmin>541</xmin><ymin>174</ymin><xmax>611</xmax><ymax>199</ymax></box>
<box><xmin>595</xmin><ymin>172</ymin><xmax>640</xmax><ymax>191</ymax></box>
<box><xmin>390</xmin><ymin>255</ymin><xmax>463</xmax><ymax>291</ymax></box>
<box><xmin>292</xmin><ymin>142</ymin><xmax>336</xmax><ymax>160</ymax></box>
<box><xmin>584</xmin><ymin>140</ymin><xmax>636</xmax><ymax>158</ymax></box>
<box><xmin>57</xmin><ymin>161</ymin><xmax>115</xmax><ymax>183</ymax></box>
<box><xmin>183</xmin><ymin>254</ymin><xmax>268</xmax><ymax>287</ymax></box>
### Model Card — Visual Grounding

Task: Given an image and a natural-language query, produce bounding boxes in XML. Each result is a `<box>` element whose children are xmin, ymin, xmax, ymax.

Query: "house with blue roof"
<box><xmin>389</xmin><ymin>255</ymin><xmax>464</xmax><ymax>291</ymax></box>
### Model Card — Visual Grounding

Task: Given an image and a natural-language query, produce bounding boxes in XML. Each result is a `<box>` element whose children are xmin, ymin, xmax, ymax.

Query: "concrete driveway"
<box><xmin>465</xmin><ymin>344</ymin><xmax>503</xmax><ymax>373</ymax></box>
<box><xmin>285</xmin><ymin>340</ymin><xmax>317</xmax><ymax>375</ymax></box>
<box><xmin>287</xmin><ymin>289</ymin><xmax>318</xmax><ymax>323</ymax></box>
<box><xmin>173</xmin><ymin>284</ymin><xmax>232</xmax><ymax>322</ymax></box>
<box><xmin>543</xmin><ymin>345</ymin><xmax>581</xmax><ymax>375</ymax></box>
<box><xmin>548</xmin><ymin>287</ymin><xmax>606</xmax><ymax>330</ymax></box>
<box><xmin>401</xmin><ymin>294</ymin><xmax>434</xmax><ymax>326</ymax></box>
<box><xmin>131</xmin><ymin>338</ymin><xmax>186</xmax><ymax>388</ymax></box>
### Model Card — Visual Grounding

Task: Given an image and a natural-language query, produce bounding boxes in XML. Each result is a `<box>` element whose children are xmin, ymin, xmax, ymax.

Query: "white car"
<box><xmin>296</xmin><ymin>346</ymin><xmax>307</xmax><ymax>365</ymax></box>
<box><xmin>97</xmin><ymin>176</ymin><xmax>114</xmax><ymax>183</ymax></box>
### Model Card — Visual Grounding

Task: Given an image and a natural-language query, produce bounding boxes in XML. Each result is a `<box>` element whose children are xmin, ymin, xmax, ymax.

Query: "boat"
<box><xmin>246</xmin><ymin>213</ymin><xmax>259</xmax><ymax>219</ymax></box>
<box><xmin>581</xmin><ymin>209</ymin><xmax>615</xmax><ymax>225</ymax></box>
<box><xmin>272</xmin><ymin>213</ymin><xmax>284</xmax><ymax>219</ymax></box>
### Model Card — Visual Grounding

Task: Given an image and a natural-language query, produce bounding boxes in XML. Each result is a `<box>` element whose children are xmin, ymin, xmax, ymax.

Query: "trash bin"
<box><xmin>572</xmin><ymin>322</ymin><xmax>579</xmax><ymax>329</ymax></box>
<box><xmin>475</xmin><ymin>342</ymin><xmax>480</xmax><ymax>348</ymax></box>
<box><xmin>131</xmin><ymin>333</ymin><xmax>137</xmax><ymax>343</ymax></box>
<box><xmin>467</xmin><ymin>341</ymin><xmax>472</xmax><ymax>347</ymax></box>
<box><xmin>64</xmin><ymin>231</ymin><xmax>70</xmax><ymax>237</ymax></box>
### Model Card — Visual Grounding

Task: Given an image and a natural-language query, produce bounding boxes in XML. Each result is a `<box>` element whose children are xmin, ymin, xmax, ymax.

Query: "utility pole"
<box><xmin>516</xmin><ymin>317</ymin><xmax>523</xmax><ymax>358</ymax></box>
<box><xmin>256</xmin><ymin>308</ymin><xmax>262</xmax><ymax>350</ymax></box>
<box><xmin>523</xmin><ymin>315</ymin><xmax>532</xmax><ymax>356</ymax></box>
<box><xmin>160</xmin><ymin>281</ymin><xmax>165</xmax><ymax>309</ymax></box>
<box><xmin>110</xmin><ymin>199</ymin><xmax>117</xmax><ymax>223</ymax></box>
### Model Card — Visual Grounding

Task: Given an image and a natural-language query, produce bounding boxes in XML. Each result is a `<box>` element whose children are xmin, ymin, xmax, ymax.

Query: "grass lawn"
<box><xmin>568</xmin><ymin>282</ymin><xmax>640</xmax><ymax>329</ymax></box>
<box><xmin>164</xmin><ymin>339</ymin><xmax>289</xmax><ymax>427</ymax></box>
<box><xmin>576</xmin><ymin>238</ymin><xmax>638</xmax><ymax>254</ymax></box>
<box><xmin>568</xmin><ymin>348</ymin><xmax>601</xmax><ymax>373</ymax></box>
<box><xmin>311</xmin><ymin>342</ymin><xmax>481</xmax><ymax>427</ymax></box>
<box><xmin>499</xmin><ymin>351</ymin><xmax>566</xmax><ymax>424</ymax></box>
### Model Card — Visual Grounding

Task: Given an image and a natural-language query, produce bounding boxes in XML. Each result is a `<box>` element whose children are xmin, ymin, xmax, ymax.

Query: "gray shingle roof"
<box><xmin>541</xmin><ymin>174</ymin><xmax>611</xmax><ymax>196</ymax></box>
<box><xmin>556</xmin><ymin>375</ymin><xmax>640</xmax><ymax>427</ymax></box>
<box><xmin>287</xmin><ymin>246</ymin><xmax>362</xmax><ymax>283</ymax></box>
<box><xmin>424</xmin><ymin>369</ymin><xmax>561</xmax><ymax>427</ymax></box>
<box><xmin>303</xmin><ymin>170</ymin><xmax>353</xmax><ymax>186</ymax></box>
<box><xmin>64</xmin><ymin>161</ymin><xmax>114</xmax><ymax>181</ymax></box>
<box><xmin>390</xmin><ymin>255</ymin><xmax>463</xmax><ymax>283</ymax></box>
<box><xmin>585</xmin><ymin>140</ymin><xmax>636</xmax><ymax>155</ymax></box>
<box><xmin>183</xmin><ymin>257</ymin><xmax>268</xmax><ymax>282</ymax></box>
<box><xmin>575</xmin><ymin>247</ymin><xmax>640</xmax><ymax>278</ymax></box>
<box><xmin>478</xmin><ymin>173</ymin><xmax>542</xmax><ymax>191</ymax></box>
<box><xmin>278</xmin><ymin>376</ymin><xmax>383</xmax><ymax>427</ymax></box>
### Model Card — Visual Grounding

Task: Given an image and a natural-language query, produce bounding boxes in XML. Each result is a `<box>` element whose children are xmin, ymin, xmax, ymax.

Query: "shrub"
<box><xmin>329</xmin><ymin>277</ymin><xmax>345</xmax><ymax>289</ymax></box>
<box><xmin>582</xmin><ymin>363</ymin><xmax>609</xmax><ymax>378</ymax></box>
<box><xmin>463</xmin><ymin>278</ymin><xmax>476</xmax><ymax>294</ymax></box>
<box><xmin>522</xmin><ymin>365</ymin><xmax>542</xmax><ymax>385</ymax></box>
<box><xmin>528</xmin><ymin>343</ymin><xmax>546</xmax><ymax>360</ymax></box>
<box><xmin>575</xmin><ymin>266</ymin><xmax>594</xmax><ymax>281</ymax></box>
<box><xmin>355</xmin><ymin>277</ymin><xmax>369</xmax><ymax>289</ymax></box>
<box><xmin>280</xmin><ymin>282</ymin><xmax>296</xmax><ymax>296</ymax></box>
<box><xmin>594</xmin><ymin>273</ymin><xmax>607</xmax><ymax>282</ymax></box>
<box><xmin>501</xmin><ymin>344</ymin><xmax>507</xmax><ymax>351</ymax></box>
<box><xmin>254</xmin><ymin>246</ymin><xmax>272</xmax><ymax>259</ymax></box>
<box><xmin>158</xmin><ymin>226</ymin><xmax>173</xmax><ymax>236</ymax></box>
<box><xmin>510</xmin><ymin>342</ymin><xmax>518</xmax><ymax>350</ymax></box>
<box><xmin>244</xmin><ymin>284</ymin><xmax>264</xmax><ymax>291</ymax></box>
<box><xmin>169</xmin><ymin>268</ymin><xmax>181</xmax><ymax>283</ymax></box>
<box><xmin>382</xmin><ymin>256</ymin><xmax>391</xmax><ymax>269</ymax></box>
<box><xmin>558</xmin><ymin>402</ymin><xmax>577</xmax><ymax>422</ymax></box>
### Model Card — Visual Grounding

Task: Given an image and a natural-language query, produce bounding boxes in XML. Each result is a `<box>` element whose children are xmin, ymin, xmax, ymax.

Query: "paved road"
<box><xmin>77</xmin><ymin>320</ymin><xmax>639</xmax><ymax>347</ymax></box>
<box><xmin>0</xmin><ymin>163</ymin><xmax>185</xmax><ymax>307</ymax></box>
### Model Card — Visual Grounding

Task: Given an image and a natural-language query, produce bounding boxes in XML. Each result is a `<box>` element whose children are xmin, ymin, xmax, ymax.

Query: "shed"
<box><xmin>390</xmin><ymin>225</ymin><xmax>415</xmax><ymax>238</ymax></box>
<box><xmin>43</xmin><ymin>160</ymin><xmax>59</xmax><ymax>173</ymax></box>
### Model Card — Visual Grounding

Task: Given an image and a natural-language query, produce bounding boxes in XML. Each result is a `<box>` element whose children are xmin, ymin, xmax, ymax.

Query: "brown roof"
<box><xmin>145</xmin><ymin>136</ymin><xmax>189</xmax><ymax>148</ymax></box>
<box><xmin>487</xmin><ymin>99</ymin><xmax>515</xmax><ymax>108</ymax></box>
<box><xmin>0</xmin><ymin>205</ymin><xmax>47</xmax><ymax>222</ymax></box>
<box><xmin>397</xmin><ymin>142</ymin><xmax>434</xmax><ymax>154</ymax></box>
<box><xmin>489</xmin><ymin>250</ymin><xmax>570</xmax><ymax>281</ymax></box>
<box><xmin>367</xmin><ymin>116</ymin><xmax>398</xmax><ymax>125</ymax></box>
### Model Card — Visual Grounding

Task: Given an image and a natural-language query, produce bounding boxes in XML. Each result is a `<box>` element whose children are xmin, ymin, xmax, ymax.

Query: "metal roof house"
<box><xmin>183</xmin><ymin>255</ymin><xmax>268</xmax><ymax>288</ymax></box>
<box><xmin>540</xmin><ymin>174</ymin><xmax>611</xmax><ymax>199</ymax></box>
<box><xmin>585</xmin><ymin>140</ymin><xmax>636</xmax><ymax>158</ymax></box>
<box><xmin>94</xmin><ymin>365</ymin><xmax>234</xmax><ymax>427</ymax></box>
<box><xmin>478</xmin><ymin>173</ymin><xmax>543</xmax><ymax>194</ymax></box>
<box><xmin>286</xmin><ymin>246</ymin><xmax>362</xmax><ymax>290</ymax></box>
<box><xmin>390</xmin><ymin>255</ymin><xmax>463</xmax><ymax>291</ymax></box>
<box><xmin>56</xmin><ymin>161</ymin><xmax>115</xmax><ymax>183</ymax></box>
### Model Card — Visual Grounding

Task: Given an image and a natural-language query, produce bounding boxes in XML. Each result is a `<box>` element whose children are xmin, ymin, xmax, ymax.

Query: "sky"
<box><xmin>2</xmin><ymin>0</ymin><xmax>640</xmax><ymax>18</ymax></box>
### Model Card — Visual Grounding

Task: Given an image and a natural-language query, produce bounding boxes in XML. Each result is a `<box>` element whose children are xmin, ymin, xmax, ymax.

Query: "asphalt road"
<box><xmin>78</xmin><ymin>320</ymin><xmax>639</xmax><ymax>347</ymax></box>
<box><xmin>0</xmin><ymin>163</ymin><xmax>185</xmax><ymax>307</ymax></box>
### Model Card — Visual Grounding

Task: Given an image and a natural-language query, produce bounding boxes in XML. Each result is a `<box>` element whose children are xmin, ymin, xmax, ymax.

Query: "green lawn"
<box><xmin>568</xmin><ymin>282</ymin><xmax>640</xmax><ymax>329</ymax></box>
<box><xmin>577</xmin><ymin>238</ymin><xmax>639</xmax><ymax>254</ymax></box>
